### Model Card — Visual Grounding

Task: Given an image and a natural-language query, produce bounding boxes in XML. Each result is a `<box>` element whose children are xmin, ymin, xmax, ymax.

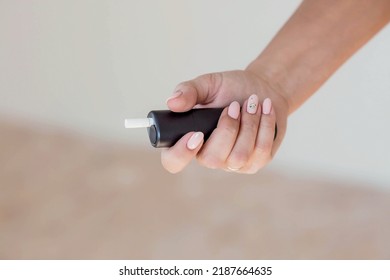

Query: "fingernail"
<box><xmin>228</xmin><ymin>101</ymin><xmax>240</xmax><ymax>119</ymax></box>
<box><xmin>262</xmin><ymin>98</ymin><xmax>272</xmax><ymax>115</ymax></box>
<box><xmin>166</xmin><ymin>90</ymin><xmax>183</xmax><ymax>103</ymax></box>
<box><xmin>187</xmin><ymin>132</ymin><xmax>204</xmax><ymax>150</ymax></box>
<box><xmin>247</xmin><ymin>94</ymin><xmax>259</xmax><ymax>114</ymax></box>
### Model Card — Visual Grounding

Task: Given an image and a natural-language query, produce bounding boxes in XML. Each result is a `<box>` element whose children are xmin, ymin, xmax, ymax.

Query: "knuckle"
<box><xmin>261</xmin><ymin>117</ymin><xmax>275</xmax><ymax>130</ymax></box>
<box><xmin>256</xmin><ymin>141</ymin><xmax>273</xmax><ymax>155</ymax></box>
<box><xmin>197</xmin><ymin>72</ymin><xmax>223</xmax><ymax>93</ymax></box>
<box><xmin>252</xmin><ymin>161</ymin><xmax>267</xmax><ymax>173</ymax></box>
<box><xmin>199</xmin><ymin>73</ymin><xmax>214</xmax><ymax>83</ymax></box>
<box><xmin>249</xmin><ymin>156</ymin><xmax>270</xmax><ymax>173</ymax></box>
<box><xmin>161</xmin><ymin>154</ymin><xmax>180</xmax><ymax>174</ymax></box>
<box><xmin>261</xmin><ymin>120</ymin><xmax>275</xmax><ymax>130</ymax></box>
<box><xmin>245</xmin><ymin>168</ymin><xmax>259</xmax><ymax>175</ymax></box>
<box><xmin>197</xmin><ymin>153</ymin><xmax>222</xmax><ymax>169</ymax></box>
<box><xmin>241</xmin><ymin>119</ymin><xmax>259</xmax><ymax>134</ymax></box>
<box><xmin>228</xmin><ymin>151</ymin><xmax>250</xmax><ymax>169</ymax></box>
<box><xmin>217</xmin><ymin>121</ymin><xmax>239</xmax><ymax>137</ymax></box>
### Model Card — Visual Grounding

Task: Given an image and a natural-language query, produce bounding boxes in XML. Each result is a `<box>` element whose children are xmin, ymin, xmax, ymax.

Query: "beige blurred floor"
<box><xmin>0</xmin><ymin>118</ymin><xmax>389</xmax><ymax>259</ymax></box>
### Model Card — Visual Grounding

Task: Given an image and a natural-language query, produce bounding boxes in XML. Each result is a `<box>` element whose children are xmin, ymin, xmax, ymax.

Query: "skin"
<box><xmin>162</xmin><ymin>0</ymin><xmax>390</xmax><ymax>174</ymax></box>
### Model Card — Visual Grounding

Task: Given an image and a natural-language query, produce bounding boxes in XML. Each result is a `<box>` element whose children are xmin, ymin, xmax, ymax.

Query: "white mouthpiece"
<box><xmin>124</xmin><ymin>118</ymin><xmax>155</xmax><ymax>128</ymax></box>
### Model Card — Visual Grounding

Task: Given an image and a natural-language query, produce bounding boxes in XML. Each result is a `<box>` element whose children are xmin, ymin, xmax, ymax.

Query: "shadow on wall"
<box><xmin>0</xmin><ymin>117</ymin><xmax>389</xmax><ymax>259</ymax></box>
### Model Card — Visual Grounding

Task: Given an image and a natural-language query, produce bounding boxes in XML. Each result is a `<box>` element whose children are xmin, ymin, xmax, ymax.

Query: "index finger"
<box><xmin>161</xmin><ymin>132</ymin><xmax>204</xmax><ymax>173</ymax></box>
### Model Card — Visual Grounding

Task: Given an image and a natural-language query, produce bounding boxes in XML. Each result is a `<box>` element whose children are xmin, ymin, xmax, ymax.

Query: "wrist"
<box><xmin>245</xmin><ymin>61</ymin><xmax>293</xmax><ymax>115</ymax></box>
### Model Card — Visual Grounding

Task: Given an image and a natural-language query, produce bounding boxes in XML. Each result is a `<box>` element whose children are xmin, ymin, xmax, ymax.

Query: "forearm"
<box><xmin>246</xmin><ymin>0</ymin><xmax>390</xmax><ymax>114</ymax></box>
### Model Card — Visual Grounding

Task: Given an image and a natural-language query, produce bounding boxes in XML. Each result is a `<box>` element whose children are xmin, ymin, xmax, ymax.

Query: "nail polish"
<box><xmin>187</xmin><ymin>132</ymin><xmax>204</xmax><ymax>150</ymax></box>
<box><xmin>247</xmin><ymin>94</ymin><xmax>259</xmax><ymax>114</ymax></box>
<box><xmin>228</xmin><ymin>101</ymin><xmax>240</xmax><ymax>119</ymax></box>
<box><xmin>262</xmin><ymin>98</ymin><xmax>272</xmax><ymax>115</ymax></box>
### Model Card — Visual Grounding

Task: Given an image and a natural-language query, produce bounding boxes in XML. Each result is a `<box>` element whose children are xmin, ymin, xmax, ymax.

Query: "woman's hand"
<box><xmin>161</xmin><ymin>0</ymin><xmax>390</xmax><ymax>174</ymax></box>
<box><xmin>161</xmin><ymin>70</ymin><xmax>289</xmax><ymax>174</ymax></box>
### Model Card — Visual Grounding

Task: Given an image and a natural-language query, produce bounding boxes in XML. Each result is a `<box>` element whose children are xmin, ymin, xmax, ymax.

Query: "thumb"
<box><xmin>166</xmin><ymin>73</ymin><xmax>221</xmax><ymax>112</ymax></box>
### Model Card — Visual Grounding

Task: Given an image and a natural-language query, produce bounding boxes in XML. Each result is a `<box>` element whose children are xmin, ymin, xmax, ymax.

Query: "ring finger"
<box><xmin>226</xmin><ymin>94</ymin><xmax>261</xmax><ymax>171</ymax></box>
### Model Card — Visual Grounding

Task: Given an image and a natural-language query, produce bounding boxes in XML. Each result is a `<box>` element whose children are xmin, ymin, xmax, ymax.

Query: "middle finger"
<box><xmin>226</xmin><ymin>94</ymin><xmax>261</xmax><ymax>170</ymax></box>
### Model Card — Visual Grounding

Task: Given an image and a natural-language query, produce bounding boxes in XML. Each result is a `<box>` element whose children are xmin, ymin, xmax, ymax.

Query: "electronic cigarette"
<box><xmin>124</xmin><ymin>108</ymin><xmax>224</xmax><ymax>148</ymax></box>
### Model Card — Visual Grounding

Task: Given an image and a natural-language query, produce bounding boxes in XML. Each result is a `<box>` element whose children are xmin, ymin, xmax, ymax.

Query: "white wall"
<box><xmin>1</xmin><ymin>1</ymin><xmax>389</xmax><ymax>187</ymax></box>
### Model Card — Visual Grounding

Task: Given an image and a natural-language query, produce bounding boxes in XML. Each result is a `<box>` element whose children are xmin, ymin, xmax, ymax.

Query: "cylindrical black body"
<box><xmin>147</xmin><ymin>108</ymin><xmax>224</xmax><ymax>148</ymax></box>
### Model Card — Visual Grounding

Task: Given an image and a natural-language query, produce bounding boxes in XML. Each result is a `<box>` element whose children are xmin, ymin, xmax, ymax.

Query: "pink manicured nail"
<box><xmin>187</xmin><ymin>132</ymin><xmax>204</xmax><ymax>150</ymax></box>
<box><xmin>166</xmin><ymin>90</ymin><xmax>183</xmax><ymax>103</ymax></box>
<box><xmin>247</xmin><ymin>94</ymin><xmax>259</xmax><ymax>114</ymax></box>
<box><xmin>262</xmin><ymin>98</ymin><xmax>272</xmax><ymax>115</ymax></box>
<box><xmin>228</xmin><ymin>101</ymin><xmax>240</xmax><ymax>119</ymax></box>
